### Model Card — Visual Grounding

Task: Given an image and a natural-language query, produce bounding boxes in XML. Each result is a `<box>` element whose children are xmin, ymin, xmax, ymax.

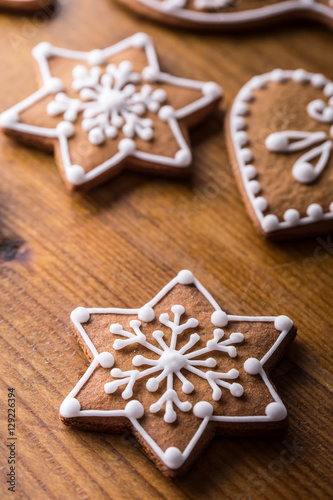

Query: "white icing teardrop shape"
<box><xmin>292</xmin><ymin>140</ymin><xmax>332</xmax><ymax>184</ymax></box>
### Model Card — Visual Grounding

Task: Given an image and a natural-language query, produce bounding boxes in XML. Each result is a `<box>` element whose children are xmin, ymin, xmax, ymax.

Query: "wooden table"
<box><xmin>0</xmin><ymin>1</ymin><xmax>332</xmax><ymax>498</ymax></box>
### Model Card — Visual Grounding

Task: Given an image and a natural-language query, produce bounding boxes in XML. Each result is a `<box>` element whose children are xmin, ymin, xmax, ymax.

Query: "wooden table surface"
<box><xmin>0</xmin><ymin>1</ymin><xmax>333</xmax><ymax>499</ymax></box>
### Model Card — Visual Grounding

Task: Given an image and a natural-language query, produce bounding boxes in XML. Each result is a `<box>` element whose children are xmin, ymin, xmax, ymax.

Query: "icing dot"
<box><xmin>311</xmin><ymin>73</ymin><xmax>327</xmax><ymax>88</ymax></box>
<box><xmin>0</xmin><ymin>109</ymin><xmax>19</xmax><ymax>126</ymax></box>
<box><xmin>138</xmin><ymin>305</ymin><xmax>155</xmax><ymax>322</ymax></box>
<box><xmin>239</xmin><ymin>149</ymin><xmax>253</xmax><ymax>164</ymax></box>
<box><xmin>72</xmin><ymin>65</ymin><xmax>87</xmax><ymax>79</ymax></box>
<box><xmin>193</xmin><ymin>401</ymin><xmax>214</xmax><ymax>419</ymax></box>
<box><xmin>131</xmin><ymin>32</ymin><xmax>150</xmax><ymax>48</ymax></box>
<box><xmin>45</xmin><ymin>77</ymin><xmax>64</xmax><ymax>94</ymax></box>
<box><xmin>270</xmin><ymin>69</ymin><xmax>286</xmax><ymax>83</ymax></box>
<box><xmin>153</xmin><ymin>88</ymin><xmax>167</xmax><ymax>103</ymax></box>
<box><xmin>240</xmin><ymin>88</ymin><xmax>254</xmax><ymax>102</ymax></box>
<box><xmin>89</xmin><ymin>127</ymin><xmax>104</xmax><ymax>145</ymax></box>
<box><xmin>265</xmin><ymin>402</ymin><xmax>287</xmax><ymax>421</ymax></box>
<box><xmin>146</xmin><ymin>378</ymin><xmax>159</xmax><ymax>392</ymax></box>
<box><xmin>244</xmin><ymin>358</ymin><xmax>262</xmax><ymax>375</ymax></box>
<box><xmin>283</xmin><ymin>209</ymin><xmax>300</xmax><ymax>225</ymax></box>
<box><xmin>292</xmin><ymin>162</ymin><xmax>318</xmax><ymax>184</ymax></box>
<box><xmin>307</xmin><ymin>203</ymin><xmax>323</xmax><ymax>220</ymax></box>
<box><xmin>292</xmin><ymin>69</ymin><xmax>309</xmax><ymax>83</ymax></box>
<box><xmin>158</xmin><ymin>105</ymin><xmax>175</xmax><ymax>121</ymax></box>
<box><xmin>118</xmin><ymin>138</ymin><xmax>136</xmax><ymax>154</ymax></box>
<box><xmin>71</xmin><ymin>306</ymin><xmax>90</xmax><ymax>323</ymax></box>
<box><xmin>235</xmin><ymin>131</ymin><xmax>249</xmax><ymax>147</ymax></box>
<box><xmin>66</xmin><ymin>165</ymin><xmax>86</xmax><ymax>185</ymax></box>
<box><xmin>250</xmin><ymin>75</ymin><xmax>266</xmax><ymax>89</ymax></box>
<box><xmin>60</xmin><ymin>397</ymin><xmax>81</xmax><ymax>418</ymax></box>
<box><xmin>262</xmin><ymin>214</ymin><xmax>279</xmax><ymax>233</ymax></box>
<box><xmin>172</xmin><ymin>305</ymin><xmax>185</xmax><ymax>315</ymax></box>
<box><xmin>177</xmin><ymin>270</ymin><xmax>194</xmax><ymax>285</ymax></box>
<box><xmin>330</xmin><ymin>201</ymin><xmax>333</xmax><ymax>212</ymax></box>
<box><xmin>230</xmin><ymin>332</ymin><xmax>244</xmax><ymax>343</ymax></box>
<box><xmin>125</xmin><ymin>400</ymin><xmax>144</xmax><ymax>419</ymax></box>
<box><xmin>202</xmin><ymin>82</ymin><xmax>222</xmax><ymax>98</ymax></box>
<box><xmin>88</xmin><ymin>49</ymin><xmax>106</xmax><ymax>66</ymax></box>
<box><xmin>56</xmin><ymin>121</ymin><xmax>75</xmax><ymax>138</ymax></box>
<box><xmin>324</xmin><ymin>82</ymin><xmax>333</xmax><ymax>97</ymax></box>
<box><xmin>163</xmin><ymin>447</ymin><xmax>184</xmax><ymax>469</ymax></box>
<box><xmin>32</xmin><ymin>41</ymin><xmax>52</xmax><ymax>59</ymax></box>
<box><xmin>97</xmin><ymin>352</ymin><xmax>114</xmax><ymax>369</ymax></box>
<box><xmin>182</xmin><ymin>381</ymin><xmax>194</xmax><ymax>394</ymax></box>
<box><xmin>233</xmin><ymin>101</ymin><xmax>248</xmax><ymax>116</ymax></box>
<box><xmin>175</xmin><ymin>149</ymin><xmax>192</xmax><ymax>166</ymax></box>
<box><xmin>230</xmin><ymin>383</ymin><xmax>243</xmax><ymax>397</ymax></box>
<box><xmin>253</xmin><ymin>196</ymin><xmax>268</xmax><ymax>212</ymax></box>
<box><xmin>265</xmin><ymin>133</ymin><xmax>288</xmax><ymax>152</ymax></box>
<box><xmin>243</xmin><ymin>165</ymin><xmax>257</xmax><ymax>180</ymax></box>
<box><xmin>211</xmin><ymin>310</ymin><xmax>228</xmax><ymax>327</ymax></box>
<box><xmin>248</xmin><ymin>180</ymin><xmax>261</xmax><ymax>195</ymax></box>
<box><xmin>232</xmin><ymin>116</ymin><xmax>247</xmax><ymax>131</ymax></box>
<box><xmin>142</xmin><ymin>66</ymin><xmax>158</xmax><ymax>82</ymax></box>
<box><xmin>274</xmin><ymin>315</ymin><xmax>293</xmax><ymax>332</ymax></box>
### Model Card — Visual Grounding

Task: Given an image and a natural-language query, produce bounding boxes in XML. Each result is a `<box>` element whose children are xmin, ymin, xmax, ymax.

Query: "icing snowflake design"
<box><xmin>60</xmin><ymin>270</ymin><xmax>295</xmax><ymax>471</ymax></box>
<box><xmin>105</xmin><ymin>305</ymin><xmax>244</xmax><ymax>423</ymax></box>
<box><xmin>266</xmin><ymin>96</ymin><xmax>333</xmax><ymax>184</ymax></box>
<box><xmin>47</xmin><ymin>62</ymin><xmax>167</xmax><ymax>146</ymax></box>
<box><xmin>0</xmin><ymin>33</ymin><xmax>222</xmax><ymax>188</ymax></box>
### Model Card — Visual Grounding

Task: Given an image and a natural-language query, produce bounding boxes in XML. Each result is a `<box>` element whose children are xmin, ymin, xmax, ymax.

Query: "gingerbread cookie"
<box><xmin>116</xmin><ymin>0</ymin><xmax>333</xmax><ymax>30</ymax></box>
<box><xmin>0</xmin><ymin>34</ymin><xmax>222</xmax><ymax>191</ymax></box>
<box><xmin>227</xmin><ymin>69</ymin><xmax>333</xmax><ymax>240</ymax></box>
<box><xmin>60</xmin><ymin>270</ymin><xmax>296</xmax><ymax>477</ymax></box>
<box><xmin>0</xmin><ymin>0</ymin><xmax>51</xmax><ymax>12</ymax></box>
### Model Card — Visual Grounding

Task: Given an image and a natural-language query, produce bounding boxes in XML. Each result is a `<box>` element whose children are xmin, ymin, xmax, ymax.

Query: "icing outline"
<box><xmin>127</xmin><ymin>0</ymin><xmax>333</xmax><ymax>26</ymax></box>
<box><xmin>61</xmin><ymin>270</ymin><xmax>294</xmax><ymax>470</ymax></box>
<box><xmin>230</xmin><ymin>69</ymin><xmax>333</xmax><ymax>234</ymax></box>
<box><xmin>0</xmin><ymin>34</ymin><xmax>222</xmax><ymax>187</ymax></box>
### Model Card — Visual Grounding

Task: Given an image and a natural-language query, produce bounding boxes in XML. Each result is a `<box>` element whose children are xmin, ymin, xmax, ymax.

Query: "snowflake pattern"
<box><xmin>105</xmin><ymin>305</ymin><xmax>244</xmax><ymax>423</ymax></box>
<box><xmin>266</xmin><ymin>96</ymin><xmax>333</xmax><ymax>184</ymax></box>
<box><xmin>47</xmin><ymin>61</ymin><xmax>167</xmax><ymax>146</ymax></box>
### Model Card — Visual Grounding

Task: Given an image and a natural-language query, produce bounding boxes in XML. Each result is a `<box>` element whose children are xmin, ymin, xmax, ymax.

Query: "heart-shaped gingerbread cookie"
<box><xmin>227</xmin><ymin>69</ymin><xmax>333</xmax><ymax>239</ymax></box>
<box><xmin>116</xmin><ymin>0</ymin><xmax>333</xmax><ymax>30</ymax></box>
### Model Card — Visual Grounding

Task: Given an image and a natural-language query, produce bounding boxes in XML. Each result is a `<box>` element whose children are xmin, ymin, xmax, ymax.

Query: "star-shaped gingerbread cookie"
<box><xmin>116</xmin><ymin>0</ymin><xmax>333</xmax><ymax>30</ymax></box>
<box><xmin>60</xmin><ymin>270</ymin><xmax>296</xmax><ymax>477</ymax></box>
<box><xmin>0</xmin><ymin>33</ymin><xmax>222</xmax><ymax>191</ymax></box>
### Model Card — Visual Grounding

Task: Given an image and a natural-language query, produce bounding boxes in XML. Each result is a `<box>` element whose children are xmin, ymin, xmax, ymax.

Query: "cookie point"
<box><xmin>60</xmin><ymin>397</ymin><xmax>81</xmax><ymax>418</ymax></box>
<box><xmin>262</xmin><ymin>214</ymin><xmax>279</xmax><ymax>233</ymax></box>
<box><xmin>66</xmin><ymin>165</ymin><xmax>86</xmax><ymax>186</ymax></box>
<box><xmin>88</xmin><ymin>49</ymin><xmax>106</xmax><ymax>66</ymax></box>
<box><xmin>138</xmin><ymin>305</ymin><xmax>155</xmax><ymax>323</ymax></box>
<box><xmin>274</xmin><ymin>315</ymin><xmax>293</xmax><ymax>332</ymax></box>
<box><xmin>244</xmin><ymin>358</ymin><xmax>262</xmax><ymax>375</ymax></box>
<box><xmin>125</xmin><ymin>400</ymin><xmax>144</xmax><ymax>419</ymax></box>
<box><xmin>163</xmin><ymin>447</ymin><xmax>184</xmax><ymax>469</ymax></box>
<box><xmin>45</xmin><ymin>77</ymin><xmax>64</xmax><ymax>94</ymax></box>
<box><xmin>193</xmin><ymin>401</ymin><xmax>214</xmax><ymax>419</ymax></box>
<box><xmin>71</xmin><ymin>307</ymin><xmax>90</xmax><ymax>323</ymax></box>
<box><xmin>211</xmin><ymin>310</ymin><xmax>228</xmax><ymax>327</ymax></box>
<box><xmin>202</xmin><ymin>82</ymin><xmax>222</xmax><ymax>98</ymax></box>
<box><xmin>177</xmin><ymin>270</ymin><xmax>194</xmax><ymax>285</ymax></box>
<box><xmin>56</xmin><ymin>121</ymin><xmax>75</xmax><ymax>138</ymax></box>
<box><xmin>32</xmin><ymin>41</ymin><xmax>52</xmax><ymax>59</ymax></box>
<box><xmin>175</xmin><ymin>149</ymin><xmax>192</xmax><ymax>167</ymax></box>
<box><xmin>132</xmin><ymin>32</ymin><xmax>150</xmax><ymax>48</ymax></box>
<box><xmin>158</xmin><ymin>105</ymin><xmax>175</xmax><ymax>121</ymax></box>
<box><xmin>118</xmin><ymin>138</ymin><xmax>136</xmax><ymax>155</ymax></box>
<box><xmin>265</xmin><ymin>402</ymin><xmax>287</xmax><ymax>421</ymax></box>
<box><xmin>97</xmin><ymin>352</ymin><xmax>114</xmax><ymax>369</ymax></box>
<box><xmin>0</xmin><ymin>109</ymin><xmax>19</xmax><ymax>127</ymax></box>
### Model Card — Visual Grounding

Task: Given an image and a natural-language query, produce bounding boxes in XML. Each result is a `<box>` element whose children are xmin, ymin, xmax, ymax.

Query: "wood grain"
<box><xmin>0</xmin><ymin>1</ymin><xmax>332</xmax><ymax>498</ymax></box>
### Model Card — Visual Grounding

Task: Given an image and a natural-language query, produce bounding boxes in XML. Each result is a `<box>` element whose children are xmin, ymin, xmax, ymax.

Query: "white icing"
<box><xmin>62</xmin><ymin>271</ymin><xmax>294</xmax><ymax>470</ymax></box>
<box><xmin>0</xmin><ymin>35</ymin><xmax>222</xmax><ymax>187</ymax></box>
<box><xmin>230</xmin><ymin>69</ymin><xmax>333</xmax><ymax>234</ymax></box>
<box><xmin>130</xmin><ymin>0</ymin><xmax>333</xmax><ymax>26</ymax></box>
